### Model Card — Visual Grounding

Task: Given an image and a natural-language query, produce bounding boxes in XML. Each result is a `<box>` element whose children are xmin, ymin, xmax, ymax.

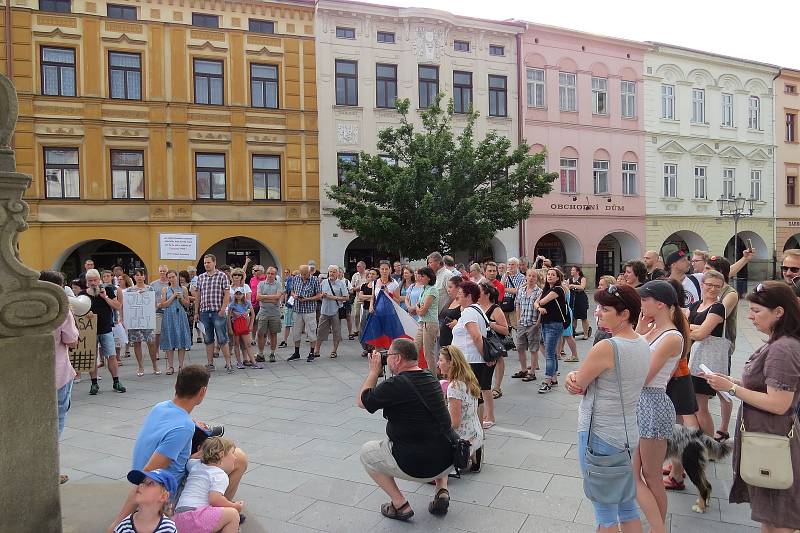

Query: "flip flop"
<box><xmin>492</xmin><ymin>388</ymin><xmax>502</xmax><ymax>399</ymax></box>
<box><xmin>137</xmin><ymin>371</ymin><xmax>144</xmax><ymax>377</ymax></box>
<box><xmin>166</xmin><ymin>367</ymin><xmax>175</xmax><ymax>376</ymax></box>
<box><xmin>330</xmin><ymin>352</ymin><xmax>337</xmax><ymax>358</ymax></box>
<box><xmin>482</xmin><ymin>420</ymin><xmax>495</xmax><ymax>429</ymax></box>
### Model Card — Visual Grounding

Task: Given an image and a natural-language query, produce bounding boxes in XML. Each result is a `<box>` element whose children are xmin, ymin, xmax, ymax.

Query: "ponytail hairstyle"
<box><xmin>671</xmin><ymin>304</ymin><xmax>691</xmax><ymax>360</ymax></box>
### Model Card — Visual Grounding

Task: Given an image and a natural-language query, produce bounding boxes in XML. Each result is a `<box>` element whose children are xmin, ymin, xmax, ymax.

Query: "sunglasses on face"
<box><xmin>781</xmin><ymin>266</ymin><xmax>800</xmax><ymax>273</ymax></box>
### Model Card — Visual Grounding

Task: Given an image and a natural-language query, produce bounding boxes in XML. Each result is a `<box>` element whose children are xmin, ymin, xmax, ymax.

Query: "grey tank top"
<box><xmin>577</xmin><ymin>336</ymin><xmax>651</xmax><ymax>448</ymax></box>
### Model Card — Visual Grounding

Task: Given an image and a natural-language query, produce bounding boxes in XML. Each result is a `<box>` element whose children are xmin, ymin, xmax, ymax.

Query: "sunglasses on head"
<box><xmin>781</xmin><ymin>266</ymin><xmax>800</xmax><ymax>273</ymax></box>
<box><xmin>607</xmin><ymin>285</ymin><xmax>622</xmax><ymax>297</ymax></box>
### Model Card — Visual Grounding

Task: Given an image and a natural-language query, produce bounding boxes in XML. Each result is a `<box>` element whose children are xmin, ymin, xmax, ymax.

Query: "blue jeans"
<box><xmin>541</xmin><ymin>321</ymin><xmax>563</xmax><ymax>379</ymax></box>
<box><xmin>199</xmin><ymin>311</ymin><xmax>229</xmax><ymax>346</ymax></box>
<box><xmin>57</xmin><ymin>380</ymin><xmax>73</xmax><ymax>438</ymax></box>
<box><xmin>577</xmin><ymin>431</ymin><xmax>640</xmax><ymax>528</ymax></box>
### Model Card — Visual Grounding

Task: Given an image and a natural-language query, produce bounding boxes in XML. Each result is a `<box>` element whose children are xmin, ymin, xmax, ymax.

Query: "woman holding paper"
<box><xmin>122</xmin><ymin>268</ymin><xmax>159</xmax><ymax>376</ymax></box>
<box><xmin>158</xmin><ymin>270</ymin><xmax>192</xmax><ymax>374</ymax></box>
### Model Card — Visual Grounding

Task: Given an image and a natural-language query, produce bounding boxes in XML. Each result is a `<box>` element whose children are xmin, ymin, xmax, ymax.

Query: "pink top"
<box><xmin>54</xmin><ymin>310</ymin><xmax>79</xmax><ymax>389</ymax></box>
<box><xmin>249</xmin><ymin>274</ymin><xmax>265</xmax><ymax>306</ymax></box>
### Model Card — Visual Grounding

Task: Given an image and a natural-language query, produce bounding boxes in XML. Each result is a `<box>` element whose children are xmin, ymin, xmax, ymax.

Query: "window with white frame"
<box><xmin>592</xmin><ymin>77</ymin><xmax>608</xmax><ymax>115</ymax></box>
<box><xmin>560</xmin><ymin>158</ymin><xmax>577</xmax><ymax>193</ymax></box>
<box><xmin>526</xmin><ymin>68</ymin><xmax>545</xmax><ymax>108</ymax></box>
<box><xmin>691</xmin><ymin>88</ymin><xmax>705</xmax><ymax>123</ymax></box>
<box><xmin>748</xmin><ymin>96</ymin><xmax>761</xmax><ymax>129</ymax></box>
<box><xmin>693</xmin><ymin>166</ymin><xmax>707</xmax><ymax>199</ymax></box>
<box><xmin>722</xmin><ymin>93</ymin><xmax>734</xmax><ymax>127</ymax></box>
<box><xmin>723</xmin><ymin>168</ymin><xmax>735</xmax><ymax>198</ymax></box>
<box><xmin>559</xmin><ymin>72</ymin><xmax>577</xmax><ymax>112</ymax></box>
<box><xmin>620</xmin><ymin>80</ymin><xmax>635</xmax><ymax>118</ymax></box>
<box><xmin>663</xmin><ymin>163</ymin><xmax>677</xmax><ymax>198</ymax></box>
<box><xmin>593</xmin><ymin>160</ymin><xmax>609</xmax><ymax>194</ymax></box>
<box><xmin>750</xmin><ymin>169</ymin><xmax>761</xmax><ymax>201</ymax></box>
<box><xmin>661</xmin><ymin>84</ymin><xmax>675</xmax><ymax>119</ymax></box>
<box><xmin>622</xmin><ymin>162</ymin><xmax>636</xmax><ymax>195</ymax></box>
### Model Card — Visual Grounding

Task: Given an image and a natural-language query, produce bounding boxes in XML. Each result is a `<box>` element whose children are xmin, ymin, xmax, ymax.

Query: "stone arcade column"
<box><xmin>0</xmin><ymin>74</ymin><xmax>68</xmax><ymax>532</ymax></box>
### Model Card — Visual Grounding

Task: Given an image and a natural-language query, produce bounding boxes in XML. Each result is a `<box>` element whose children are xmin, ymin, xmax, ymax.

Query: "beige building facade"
<box><xmin>775</xmin><ymin>68</ymin><xmax>800</xmax><ymax>262</ymax></box>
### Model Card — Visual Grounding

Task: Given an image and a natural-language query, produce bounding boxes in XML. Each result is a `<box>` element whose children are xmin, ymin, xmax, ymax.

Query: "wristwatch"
<box><xmin>728</xmin><ymin>384</ymin><xmax>738</xmax><ymax>397</ymax></box>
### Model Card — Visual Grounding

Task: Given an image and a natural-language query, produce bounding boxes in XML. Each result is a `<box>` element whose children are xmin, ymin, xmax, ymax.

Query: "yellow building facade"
<box><xmin>1</xmin><ymin>0</ymin><xmax>319</xmax><ymax>278</ymax></box>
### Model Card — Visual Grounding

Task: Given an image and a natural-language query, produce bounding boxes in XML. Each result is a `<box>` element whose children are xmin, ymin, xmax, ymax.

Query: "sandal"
<box><xmin>380</xmin><ymin>501</ymin><xmax>414</xmax><ymax>521</ymax></box>
<box><xmin>330</xmin><ymin>352</ymin><xmax>337</xmax><ymax>359</ymax></box>
<box><xmin>470</xmin><ymin>447</ymin><xmax>483</xmax><ymax>472</ymax></box>
<box><xmin>428</xmin><ymin>488</ymin><xmax>450</xmax><ymax>516</ymax></box>
<box><xmin>713</xmin><ymin>431</ymin><xmax>730</xmax><ymax>442</ymax></box>
<box><xmin>137</xmin><ymin>371</ymin><xmax>144</xmax><ymax>377</ymax></box>
<box><xmin>166</xmin><ymin>367</ymin><xmax>174</xmax><ymax>376</ymax></box>
<box><xmin>492</xmin><ymin>388</ymin><xmax>502</xmax><ymax>399</ymax></box>
<box><xmin>521</xmin><ymin>372</ymin><xmax>537</xmax><ymax>382</ymax></box>
<box><xmin>59</xmin><ymin>474</ymin><xmax>69</xmax><ymax>484</ymax></box>
<box><xmin>482</xmin><ymin>420</ymin><xmax>495</xmax><ymax>429</ymax></box>
<box><xmin>511</xmin><ymin>371</ymin><xmax>528</xmax><ymax>378</ymax></box>
<box><xmin>563</xmin><ymin>356</ymin><xmax>579</xmax><ymax>363</ymax></box>
<box><xmin>663</xmin><ymin>475</ymin><xmax>685</xmax><ymax>490</ymax></box>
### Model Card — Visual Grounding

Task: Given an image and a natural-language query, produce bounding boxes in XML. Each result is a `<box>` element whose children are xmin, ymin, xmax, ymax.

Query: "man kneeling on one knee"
<box><xmin>357</xmin><ymin>338</ymin><xmax>453</xmax><ymax>520</ymax></box>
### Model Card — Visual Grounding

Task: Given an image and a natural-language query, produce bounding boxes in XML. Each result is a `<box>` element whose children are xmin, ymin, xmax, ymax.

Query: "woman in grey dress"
<box><xmin>704</xmin><ymin>281</ymin><xmax>800</xmax><ymax>533</ymax></box>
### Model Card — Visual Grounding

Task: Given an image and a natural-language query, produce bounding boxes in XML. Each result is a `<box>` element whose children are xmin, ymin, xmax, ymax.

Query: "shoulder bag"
<box><xmin>469</xmin><ymin>305</ymin><xmax>507</xmax><ymax>362</ymax></box>
<box><xmin>399</xmin><ymin>374</ymin><xmax>471</xmax><ymax>470</ymax></box>
<box><xmin>739</xmin><ymin>406</ymin><xmax>797</xmax><ymax>490</ymax></box>
<box><xmin>583</xmin><ymin>338</ymin><xmax>637</xmax><ymax>504</ymax></box>
<box><xmin>688</xmin><ymin>305</ymin><xmax>730</xmax><ymax>376</ymax></box>
<box><xmin>326</xmin><ymin>279</ymin><xmax>347</xmax><ymax>319</ymax></box>
<box><xmin>553</xmin><ymin>287</ymin><xmax>571</xmax><ymax>329</ymax></box>
<box><xmin>500</xmin><ymin>276</ymin><xmax>516</xmax><ymax>313</ymax></box>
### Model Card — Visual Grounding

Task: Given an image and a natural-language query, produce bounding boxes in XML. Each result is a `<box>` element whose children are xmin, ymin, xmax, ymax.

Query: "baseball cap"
<box><xmin>126</xmin><ymin>469</ymin><xmax>177</xmax><ymax>497</ymax></box>
<box><xmin>637</xmin><ymin>280</ymin><xmax>678</xmax><ymax>306</ymax></box>
<box><xmin>664</xmin><ymin>250</ymin><xmax>688</xmax><ymax>270</ymax></box>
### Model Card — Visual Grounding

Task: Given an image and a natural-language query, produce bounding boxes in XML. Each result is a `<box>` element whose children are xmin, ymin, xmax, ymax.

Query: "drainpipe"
<box><xmin>516</xmin><ymin>27</ymin><xmax>526</xmax><ymax>259</ymax></box>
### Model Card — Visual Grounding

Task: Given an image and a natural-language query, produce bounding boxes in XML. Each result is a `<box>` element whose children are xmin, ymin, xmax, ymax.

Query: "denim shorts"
<box><xmin>97</xmin><ymin>332</ymin><xmax>116</xmax><ymax>358</ymax></box>
<box><xmin>577</xmin><ymin>430</ymin><xmax>640</xmax><ymax>528</ymax></box>
<box><xmin>199</xmin><ymin>310</ymin><xmax>229</xmax><ymax>346</ymax></box>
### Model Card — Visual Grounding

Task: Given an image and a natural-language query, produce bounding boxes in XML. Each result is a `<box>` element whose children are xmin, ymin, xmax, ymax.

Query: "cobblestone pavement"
<box><xmin>60</xmin><ymin>303</ymin><xmax>763</xmax><ymax>532</ymax></box>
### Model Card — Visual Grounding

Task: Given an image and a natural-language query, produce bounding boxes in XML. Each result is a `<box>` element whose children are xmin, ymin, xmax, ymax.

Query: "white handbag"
<box><xmin>739</xmin><ymin>418</ymin><xmax>796</xmax><ymax>490</ymax></box>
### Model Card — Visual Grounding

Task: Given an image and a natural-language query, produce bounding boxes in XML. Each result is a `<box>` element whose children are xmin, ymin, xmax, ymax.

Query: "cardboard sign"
<box><xmin>159</xmin><ymin>233</ymin><xmax>198</xmax><ymax>261</ymax></box>
<box><xmin>69</xmin><ymin>315</ymin><xmax>97</xmax><ymax>372</ymax></box>
<box><xmin>123</xmin><ymin>289</ymin><xmax>157</xmax><ymax>331</ymax></box>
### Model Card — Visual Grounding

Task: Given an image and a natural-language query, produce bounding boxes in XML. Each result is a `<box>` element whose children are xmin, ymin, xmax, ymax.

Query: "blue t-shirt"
<box><xmin>132</xmin><ymin>400</ymin><xmax>195</xmax><ymax>484</ymax></box>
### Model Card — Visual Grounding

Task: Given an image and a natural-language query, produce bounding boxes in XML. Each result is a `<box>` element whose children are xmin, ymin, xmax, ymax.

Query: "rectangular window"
<box><xmin>787</xmin><ymin>113</ymin><xmax>797</xmax><ymax>142</ymax></box>
<box><xmin>107</xmin><ymin>4</ymin><xmax>137</xmax><ymax>20</ymax></box>
<box><xmin>454</xmin><ymin>40</ymin><xmax>470</xmax><ymax>52</ymax></box>
<box><xmin>661</xmin><ymin>84</ymin><xmax>675</xmax><ymax>119</ymax></box>
<box><xmin>694</xmin><ymin>166</ymin><xmax>707</xmax><ymax>199</ymax></box>
<box><xmin>691</xmin><ymin>88</ymin><xmax>705</xmax><ymax>123</ymax></box>
<box><xmin>377</xmin><ymin>31</ymin><xmax>395</xmax><ymax>44</ymax></box>
<box><xmin>560</xmin><ymin>158</ymin><xmax>577</xmax><ymax>193</ymax></box>
<box><xmin>195</xmin><ymin>153</ymin><xmax>226</xmax><ymax>199</ymax></box>
<box><xmin>336</xmin><ymin>27</ymin><xmax>356</xmax><ymax>39</ymax></box>
<box><xmin>376</xmin><ymin>64</ymin><xmax>397</xmax><ymax>108</ymax></box>
<box><xmin>192</xmin><ymin>13</ymin><xmax>219</xmax><ymax>28</ymax></box>
<box><xmin>786</xmin><ymin>84</ymin><xmax>798</xmax><ymax>95</ymax></box>
<box><xmin>250</xmin><ymin>63</ymin><xmax>278</xmax><ymax>108</ymax></box>
<box><xmin>44</xmin><ymin>147</ymin><xmax>79</xmax><ymax>198</ymax></box>
<box><xmin>248</xmin><ymin>19</ymin><xmax>275</xmax><ymax>34</ymax></box>
<box><xmin>418</xmin><ymin>65</ymin><xmax>439</xmax><ymax>109</ymax></box>
<box><xmin>750</xmin><ymin>169</ymin><xmax>761</xmax><ymax>201</ymax></box>
<box><xmin>526</xmin><ymin>68</ymin><xmax>545</xmax><ymax>108</ymax></box>
<box><xmin>620</xmin><ymin>80</ymin><xmax>635</xmax><ymax>118</ymax></box>
<box><xmin>622</xmin><ymin>162</ymin><xmax>636</xmax><ymax>195</ymax></box>
<box><xmin>788</xmin><ymin>176</ymin><xmax>797</xmax><ymax>205</ymax></box>
<box><xmin>559</xmin><ymin>72</ymin><xmax>577</xmax><ymax>112</ymax></box>
<box><xmin>453</xmin><ymin>71</ymin><xmax>472</xmax><ymax>114</ymax></box>
<box><xmin>663</xmin><ymin>164</ymin><xmax>677</xmax><ymax>198</ymax></box>
<box><xmin>39</xmin><ymin>0</ymin><xmax>70</xmax><ymax>13</ymax></box>
<box><xmin>193</xmin><ymin>59</ymin><xmax>224</xmax><ymax>105</ymax></box>
<box><xmin>108</xmin><ymin>51</ymin><xmax>141</xmax><ymax>100</ymax></box>
<box><xmin>41</xmin><ymin>47</ymin><xmax>76</xmax><ymax>97</ymax></box>
<box><xmin>337</xmin><ymin>153</ymin><xmax>359</xmax><ymax>185</ymax></box>
<box><xmin>253</xmin><ymin>155</ymin><xmax>280</xmax><ymax>200</ymax></box>
<box><xmin>721</xmin><ymin>93</ymin><xmax>734</xmax><ymax>127</ymax></box>
<box><xmin>593</xmin><ymin>160</ymin><xmax>609</xmax><ymax>194</ymax></box>
<box><xmin>488</xmin><ymin>75</ymin><xmax>507</xmax><ymax>117</ymax></box>
<box><xmin>592</xmin><ymin>77</ymin><xmax>608</xmax><ymax>115</ymax></box>
<box><xmin>748</xmin><ymin>96</ymin><xmax>761</xmax><ymax>129</ymax></box>
<box><xmin>723</xmin><ymin>168</ymin><xmax>735</xmax><ymax>199</ymax></box>
<box><xmin>489</xmin><ymin>44</ymin><xmax>504</xmax><ymax>56</ymax></box>
<box><xmin>111</xmin><ymin>150</ymin><xmax>144</xmax><ymax>199</ymax></box>
<box><xmin>335</xmin><ymin>59</ymin><xmax>358</xmax><ymax>106</ymax></box>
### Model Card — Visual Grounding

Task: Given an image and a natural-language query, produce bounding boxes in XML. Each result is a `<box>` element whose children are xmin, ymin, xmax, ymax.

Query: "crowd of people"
<box><xmin>45</xmin><ymin>246</ymin><xmax>800</xmax><ymax>532</ymax></box>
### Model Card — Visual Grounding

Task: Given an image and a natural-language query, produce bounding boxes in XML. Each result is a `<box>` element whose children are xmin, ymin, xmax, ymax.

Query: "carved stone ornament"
<box><xmin>0</xmin><ymin>74</ymin><xmax>67</xmax><ymax>338</ymax></box>
<box><xmin>413</xmin><ymin>27</ymin><xmax>445</xmax><ymax>62</ymax></box>
<box><xmin>336</xmin><ymin>123</ymin><xmax>359</xmax><ymax>145</ymax></box>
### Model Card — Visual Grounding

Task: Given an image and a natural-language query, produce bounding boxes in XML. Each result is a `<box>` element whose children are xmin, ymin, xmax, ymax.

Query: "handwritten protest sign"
<box><xmin>69</xmin><ymin>314</ymin><xmax>97</xmax><ymax>372</ymax></box>
<box><xmin>123</xmin><ymin>289</ymin><xmax>157</xmax><ymax>331</ymax></box>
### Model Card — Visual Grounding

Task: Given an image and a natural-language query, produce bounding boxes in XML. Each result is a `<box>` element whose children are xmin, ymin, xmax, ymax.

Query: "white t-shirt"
<box><xmin>452</xmin><ymin>305</ymin><xmax>487</xmax><ymax>364</ymax></box>
<box><xmin>681</xmin><ymin>276</ymin><xmax>700</xmax><ymax>307</ymax></box>
<box><xmin>176</xmin><ymin>459</ymin><xmax>229</xmax><ymax>509</ymax></box>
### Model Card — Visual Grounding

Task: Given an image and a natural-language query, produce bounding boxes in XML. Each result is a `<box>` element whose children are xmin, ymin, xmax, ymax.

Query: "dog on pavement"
<box><xmin>665</xmin><ymin>424</ymin><xmax>732</xmax><ymax>513</ymax></box>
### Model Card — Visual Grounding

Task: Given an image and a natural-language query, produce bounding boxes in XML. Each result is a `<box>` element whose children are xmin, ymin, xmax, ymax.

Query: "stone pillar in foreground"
<box><xmin>0</xmin><ymin>73</ymin><xmax>68</xmax><ymax>532</ymax></box>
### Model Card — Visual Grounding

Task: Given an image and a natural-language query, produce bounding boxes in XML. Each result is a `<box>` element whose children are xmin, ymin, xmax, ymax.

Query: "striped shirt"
<box><xmin>114</xmin><ymin>513</ymin><xmax>176</xmax><ymax>533</ymax></box>
<box><xmin>515</xmin><ymin>283</ymin><xmax>541</xmax><ymax>327</ymax></box>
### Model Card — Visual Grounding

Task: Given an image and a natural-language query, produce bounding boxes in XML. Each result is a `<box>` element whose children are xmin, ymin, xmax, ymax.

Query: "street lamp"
<box><xmin>717</xmin><ymin>192</ymin><xmax>755</xmax><ymax>292</ymax></box>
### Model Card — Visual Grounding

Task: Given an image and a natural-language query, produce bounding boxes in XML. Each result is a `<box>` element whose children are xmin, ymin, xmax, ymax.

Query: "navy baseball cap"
<box><xmin>664</xmin><ymin>250</ymin><xmax>688</xmax><ymax>270</ymax></box>
<box><xmin>127</xmin><ymin>469</ymin><xmax>177</xmax><ymax>496</ymax></box>
<box><xmin>637</xmin><ymin>280</ymin><xmax>678</xmax><ymax>307</ymax></box>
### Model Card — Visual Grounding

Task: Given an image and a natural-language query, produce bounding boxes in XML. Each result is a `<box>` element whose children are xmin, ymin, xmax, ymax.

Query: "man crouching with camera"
<box><xmin>357</xmin><ymin>338</ymin><xmax>453</xmax><ymax>520</ymax></box>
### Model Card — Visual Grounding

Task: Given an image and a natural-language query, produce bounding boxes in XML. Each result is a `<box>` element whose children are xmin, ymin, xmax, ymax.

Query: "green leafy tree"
<box><xmin>326</xmin><ymin>94</ymin><xmax>558</xmax><ymax>260</ymax></box>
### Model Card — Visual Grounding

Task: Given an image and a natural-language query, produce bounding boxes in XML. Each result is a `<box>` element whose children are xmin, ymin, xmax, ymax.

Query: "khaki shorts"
<box><xmin>256</xmin><ymin>315</ymin><xmax>282</xmax><ymax>336</ymax></box>
<box><xmin>514</xmin><ymin>322</ymin><xmax>541</xmax><ymax>352</ymax></box>
<box><xmin>359</xmin><ymin>439</ymin><xmax>451</xmax><ymax>483</ymax></box>
<box><xmin>155</xmin><ymin>313</ymin><xmax>163</xmax><ymax>335</ymax></box>
<box><xmin>317</xmin><ymin>313</ymin><xmax>342</xmax><ymax>343</ymax></box>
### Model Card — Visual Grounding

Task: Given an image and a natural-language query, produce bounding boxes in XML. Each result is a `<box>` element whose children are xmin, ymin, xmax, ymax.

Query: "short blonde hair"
<box><xmin>703</xmin><ymin>269</ymin><xmax>725</xmax><ymax>285</ymax></box>
<box><xmin>599</xmin><ymin>275</ymin><xmax>616</xmax><ymax>288</ymax></box>
<box><xmin>693</xmin><ymin>250</ymin><xmax>710</xmax><ymax>261</ymax></box>
<box><xmin>200</xmin><ymin>437</ymin><xmax>236</xmax><ymax>465</ymax></box>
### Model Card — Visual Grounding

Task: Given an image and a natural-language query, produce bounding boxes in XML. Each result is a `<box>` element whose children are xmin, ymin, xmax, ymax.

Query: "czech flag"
<box><xmin>360</xmin><ymin>288</ymin><xmax>427</xmax><ymax>368</ymax></box>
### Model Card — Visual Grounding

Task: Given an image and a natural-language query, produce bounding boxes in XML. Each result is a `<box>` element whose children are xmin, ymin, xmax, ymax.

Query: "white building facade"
<box><xmin>316</xmin><ymin>0</ymin><xmax>523</xmax><ymax>272</ymax></box>
<box><xmin>644</xmin><ymin>44</ymin><xmax>778</xmax><ymax>280</ymax></box>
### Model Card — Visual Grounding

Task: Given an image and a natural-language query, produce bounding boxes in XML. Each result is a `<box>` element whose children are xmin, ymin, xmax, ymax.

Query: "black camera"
<box><xmin>378</xmin><ymin>349</ymin><xmax>388</xmax><ymax>366</ymax></box>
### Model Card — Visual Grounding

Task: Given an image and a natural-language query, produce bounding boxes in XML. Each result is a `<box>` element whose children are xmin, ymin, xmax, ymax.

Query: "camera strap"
<box><xmin>398</xmin><ymin>374</ymin><xmax>459</xmax><ymax>445</ymax></box>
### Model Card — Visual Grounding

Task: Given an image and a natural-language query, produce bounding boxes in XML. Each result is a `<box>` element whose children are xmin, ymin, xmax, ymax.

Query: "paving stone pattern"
<box><xmin>60</xmin><ymin>302</ymin><xmax>763</xmax><ymax>532</ymax></box>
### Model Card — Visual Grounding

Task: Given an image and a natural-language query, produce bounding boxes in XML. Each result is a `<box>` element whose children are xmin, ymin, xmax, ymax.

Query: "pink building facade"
<box><xmin>519</xmin><ymin>25</ymin><xmax>648</xmax><ymax>282</ymax></box>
